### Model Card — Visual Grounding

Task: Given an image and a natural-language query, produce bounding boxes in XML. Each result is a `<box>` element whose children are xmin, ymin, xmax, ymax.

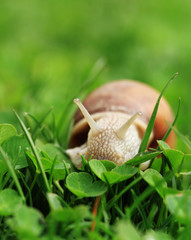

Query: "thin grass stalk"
<box><xmin>162</xmin><ymin>97</ymin><xmax>181</xmax><ymax>143</ymax></box>
<box><xmin>168</xmin><ymin>124</ymin><xmax>191</xmax><ymax>150</ymax></box>
<box><xmin>13</xmin><ymin>110</ymin><xmax>51</xmax><ymax>192</ymax></box>
<box><xmin>139</xmin><ymin>72</ymin><xmax>178</xmax><ymax>153</ymax></box>
<box><xmin>0</xmin><ymin>172</ymin><xmax>11</xmax><ymax>190</ymax></box>
<box><xmin>49</xmin><ymin>155</ymin><xmax>57</xmax><ymax>190</ymax></box>
<box><xmin>30</xmin><ymin>106</ymin><xmax>53</xmax><ymax>138</ymax></box>
<box><xmin>0</xmin><ymin>146</ymin><xmax>25</xmax><ymax>202</ymax></box>
<box><xmin>106</xmin><ymin>176</ymin><xmax>142</xmax><ymax>210</ymax></box>
<box><xmin>131</xmin><ymin>189</ymin><xmax>148</xmax><ymax>229</ymax></box>
<box><xmin>129</xmin><ymin>186</ymin><xmax>155</xmax><ymax>217</ymax></box>
<box><xmin>18</xmin><ymin>171</ymin><xmax>33</xmax><ymax>206</ymax></box>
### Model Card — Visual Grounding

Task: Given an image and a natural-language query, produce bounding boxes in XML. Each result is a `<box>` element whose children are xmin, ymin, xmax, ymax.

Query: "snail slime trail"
<box><xmin>66</xmin><ymin>80</ymin><xmax>175</xmax><ymax>169</ymax></box>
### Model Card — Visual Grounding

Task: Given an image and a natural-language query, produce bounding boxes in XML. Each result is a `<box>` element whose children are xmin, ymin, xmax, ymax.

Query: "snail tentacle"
<box><xmin>116</xmin><ymin>111</ymin><xmax>142</xmax><ymax>140</ymax></box>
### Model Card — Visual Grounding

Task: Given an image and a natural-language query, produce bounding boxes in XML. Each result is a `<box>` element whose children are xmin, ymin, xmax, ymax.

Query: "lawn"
<box><xmin>0</xmin><ymin>0</ymin><xmax>191</xmax><ymax>239</ymax></box>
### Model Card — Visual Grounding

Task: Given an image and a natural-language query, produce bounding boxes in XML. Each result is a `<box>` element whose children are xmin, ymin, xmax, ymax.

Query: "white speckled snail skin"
<box><xmin>66</xmin><ymin>80</ymin><xmax>175</xmax><ymax>169</ymax></box>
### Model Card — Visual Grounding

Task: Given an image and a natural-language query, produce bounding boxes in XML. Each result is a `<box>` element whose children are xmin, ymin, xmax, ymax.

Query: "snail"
<box><xmin>66</xmin><ymin>80</ymin><xmax>175</xmax><ymax>169</ymax></box>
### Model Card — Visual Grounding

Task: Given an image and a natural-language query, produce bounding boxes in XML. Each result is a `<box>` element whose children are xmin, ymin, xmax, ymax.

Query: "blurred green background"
<box><xmin>0</xmin><ymin>0</ymin><xmax>191</xmax><ymax>149</ymax></box>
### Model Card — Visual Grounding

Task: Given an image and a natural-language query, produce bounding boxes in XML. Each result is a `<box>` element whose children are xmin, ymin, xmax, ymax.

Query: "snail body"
<box><xmin>66</xmin><ymin>80</ymin><xmax>175</xmax><ymax>169</ymax></box>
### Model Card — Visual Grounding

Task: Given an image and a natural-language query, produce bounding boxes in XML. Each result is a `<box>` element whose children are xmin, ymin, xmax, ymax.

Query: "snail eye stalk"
<box><xmin>74</xmin><ymin>98</ymin><xmax>101</xmax><ymax>135</ymax></box>
<box><xmin>116</xmin><ymin>112</ymin><xmax>142</xmax><ymax>139</ymax></box>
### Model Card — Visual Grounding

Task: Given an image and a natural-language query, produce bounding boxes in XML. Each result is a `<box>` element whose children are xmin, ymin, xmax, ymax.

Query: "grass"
<box><xmin>0</xmin><ymin>0</ymin><xmax>191</xmax><ymax>137</ymax></box>
<box><xmin>0</xmin><ymin>73</ymin><xmax>191</xmax><ymax>239</ymax></box>
<box><xmin>0</xmin><ymin>0</ymin><xmax>191</xmax><ymax>239</ymax></box>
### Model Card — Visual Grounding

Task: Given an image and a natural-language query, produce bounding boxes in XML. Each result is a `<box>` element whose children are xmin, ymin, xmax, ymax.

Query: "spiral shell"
<box><xmin>67</xmin><ymin>80</ymin><xmax>175</xmax><ymax>169</ymax></box>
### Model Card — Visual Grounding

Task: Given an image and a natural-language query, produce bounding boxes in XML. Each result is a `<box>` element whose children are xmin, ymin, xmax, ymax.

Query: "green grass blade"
<box><xmin>168</xmin><ymin>124</ymin><xmax>191</xmax><ymax>150</ymax></box>
<box><xmin>33</xmin><ymin>106</ymin><xmax>53</xmax><ymax>137</ymax></box>
<box><xmin>162</xmin><ymin>97</ymin><xmax>181</xmax><ymax>142</ymax></box>
<box><xmin>0</xmin><ymin>146</ymin><xmax>25</xmax><ymax>202</ymax></box>
<box><xmin>129</xmin><ymin>186</ymin><xmax>155</xmax><ymax>216</ymax></box>
<box><xmin>139</xmin><ymin>73</ymin><xmax>178</xmax><ymax>153</ymax></box>
<box><xmin>18</xmin><ymin>171</ymin><xmax>33</xmax><ymax>206</ymax></box>
<box><xmin>49</xmin><ymin>155</ymin><xmax>57</xmax><ymax>189</ymax></box>
<box><xmin>25</xmin><ymin>107</ymin><xmax>53</xmax><ymax>139</ymax></box>
<box><xmin>56</xmin><ymin>58</ymin><xmax>107</xmax><ymax>148</ymax></box>
<box><xmin>81</xmin><ymin>58</ymin><xmax>107</xmax><ymax>90</ymax></box>
<box><xmin>131</xmin><ymin>189</ymin><xmax>148</xmax><ymax>230</ymax></box>
<box><xmin>0</xmin><ymin>172</ymin><xmax>11</xmax><ymax>190</ymax></box>
<box><xmin>106</xmin><ymin>176</ymin><xmax>142</xmax><ymax>210</ymax></box>
<box><xmin>126</xmin><ymin>151</ymin><xmax>162</xmax><ymax>166</ymax></box>
<box><xmin>13</xmin><ymin>110</ymin><xmax>51</xmax><ymax>192</ymax></box>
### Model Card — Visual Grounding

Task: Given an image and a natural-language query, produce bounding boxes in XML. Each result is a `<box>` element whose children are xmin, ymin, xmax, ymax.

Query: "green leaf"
<box><xmin>39</xmin><ymin>157</ymin><xmax>67</xmax><ymax>180</ymax></box>
<box><xmin>7</xmin><ymin>205</ymin><xmax>44</xmax><ymax>238</ymax></box>
<box><xmin>157</xmin><ymin>140</ymin><xmax>170</xmax><ymax>150</ymax></box>
<box><xmin>100</xmin><ymin>160</ymin><xmax>116</xmax><ymax>171</ymax></box>
<box><xmin>163</xmin><ymin>149</ymin><xmax>184</xmax><ymax>172</ymax></box>
<box><xmin>150</xmin><ymin>157</ymin><xmax>162</xmax><ymax>172</ymax></box>
<box><xmin>102</xmin><ymin>172</ymin><xmax>123</xmax><ymax>184</ymax></box>
<box><xmin>36</xmin><ymin>140</ymin><xmax>71</xmax><ymax>165</ymax></box>
<box><xmin>165</xmin><ymin>191</ymin><xmax>191</xmax><ymax>225</ymax></box>
<box><xmin>141</xmin><ymin>169</ymin><xmax>167</xmax><ymax>198</ymax></box>
<box><xmin>0</xmin><ymin>189</ymin><xmax>23</xmax><ymax>216</ymax></box>
<box><xmin>49</xmin><ymin>205</ymin><xmax>91</xmax><ymax>223</ymax></box>
<box><xmin>115</xmin><ymin>220</ymin><xmax>141</xmax><ymax>240</ymax></box>
<box><xmin>126</xmin><ymin>151</ymin><xmax>162</xmax><ymax>166</ymax></box>
<box><xmin>46</xmin><ymin>193</ymin><xmax>62</xmax><ymax>210</ymax></box>
<box><xmin>178</xmin><ymin>227</ymin><xmax>191</xmax><ymax>240</ymax></box>
<box><xmin>179</xmin><ymin>172</ymin><xmax>191</xmax><ymax>190</ymax></box>
<box><xmin>66</xmin><ymin>172</ymin><xmax>107</xmax><ymax>197</ymax></box>
<box><xmin>103</xmin><ymin>164</ymin><xmax>137</xmax><ymax>184</ymax></box>
<box><xmin>0</xmin><ymin>159</ymin><xmax>7</xmax><ymax>175</ymax></box>
<box><xmin>181</xmin><ymin>154</ymin><xmax>191</xmax><ymax>172</ymax></box>
<box><xmin>169</xmin><ymin>126</ymin><xmax>191</xmax><ymax>150</ymax></box>
<box><xmin>0</xmin><ymin>124</ymin><xmax>17</xmax><ymax>145</ymax></box>
<box><xmin>113</xmin><ymin>164</ymin><xmax>137</xmax><ymax>176</ymax></box>
<box><xmin>1</xmin><ymin>136</ymin><xmax>29</xmax><ymax>170</ymax></box>
<box><xmin>51</xmin><ymin>168</ymin><xmax>67</xmax><ymax>181</ymax></box>
<box><xmin>0</xmin><ymin>136</ymin><xmax>29</xmax><ymax>175</ymax></box>
<box><xmin>89</xmin><ymin>159</ymin><xmax>107</xmax><ymax>179</ymax></box>
<box><xmin>89</xmin><ymin>159</ymin><xmax>137</xmax><ymax>184</ymax></box>
<box><xmin>26</xmin><ymin>148</ymin><xmax>69</xmax><ymax>181</ymax></box>
<box><xmin>143</xmin><ymin>230</ymin><xmax>172</xmax><ymax>240</ymax></box>
<box><xmin>37</xmin><ymin>141</ymin><xmax>72</xmax><ymax>176</ymax></box>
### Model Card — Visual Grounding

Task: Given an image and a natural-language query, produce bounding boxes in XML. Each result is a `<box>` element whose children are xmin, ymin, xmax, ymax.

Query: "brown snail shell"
<box><xmin>67</xmin><ymin>80</ymin><xmax>175</xmax><ymax>169</ymax></box>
